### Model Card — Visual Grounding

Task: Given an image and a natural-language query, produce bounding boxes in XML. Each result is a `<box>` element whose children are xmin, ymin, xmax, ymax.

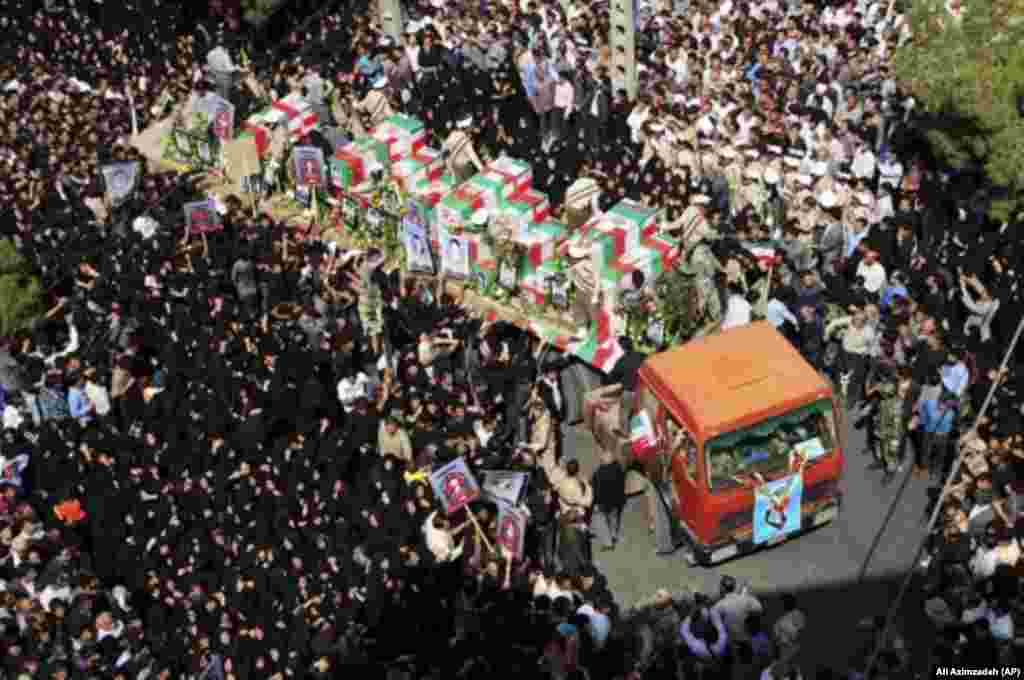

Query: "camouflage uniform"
<box><xmin>688</xmin><ymin>243</ymin><xmax>723</xmax><ymax>335</ymax></box>
<box><xmin>876</xmin><ymin>382</ymin><xmax>908</xmax><ymax>471</ymax></box>
<box><xmin>655</xmin><ymin>263</ymin><xmax>702</xmax><ymax>343</ymax></box>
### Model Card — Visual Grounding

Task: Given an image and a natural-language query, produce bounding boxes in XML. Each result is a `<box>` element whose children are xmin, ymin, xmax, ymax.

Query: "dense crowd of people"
<box><xmin>1</xmin><ymin>0</ymin><xmax>1023</xmax><ymax>678</ymax></box>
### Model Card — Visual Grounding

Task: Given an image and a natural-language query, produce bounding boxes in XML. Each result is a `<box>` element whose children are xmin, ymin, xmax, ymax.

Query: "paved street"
<box><xmin>567</xmin><ymin>418</ymin><xmax>935</xmax><ymax>674</ymax></box>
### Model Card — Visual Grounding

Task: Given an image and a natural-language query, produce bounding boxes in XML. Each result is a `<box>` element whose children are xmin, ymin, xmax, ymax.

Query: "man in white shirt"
<box><xmin>423</xmin><ymin>511</ymin><xmax>465</xmax><ymax>563</ymax></box>
<box><xmin>968</xmin><ymin>531</ymin><xmax>1002</xmax><ymax>583</ymax></box>
<box><xmin>940</xmin><ymin>349</ymin><xmax>969</xmax><ymax>398</ymax></box>
<box><xmin>713</xmin><ymin>576</ymin><xmax>764</xmax><ymax>643</ymax></box>
<box><xmin>83</xmin><ymin>367</ymin><xmax>111</xmax><ymax>417</ymax></box>
<box><xmin>722</xmin><ymin>284</ymin><xmax>752</xmax><ymax>330</ymax></box>
<box><xmin>2</xmin><ymin>403</ymin><xmax>23</xmax><ymax>430</ymax></box>
<box><xmin>826</xmin><ymin>307</ymin><xmax>876</xmax><ymax>403</ymax></box>
<box><xmin>852</xmin><ymin>143</ymin><xmax>877</xmax><ymax>180</ymax></box>
<box><xmin>336</xmin><ymin>372</ymin><xmax>370</xmax><ymax>411</ymax></box>
<box><xmin>95</xmin><ymin>611</ymin><xmax>125</xmax><ymax>642</ymax></box>
<box><xmin>856</xmin><ymin>250</ymin><xmax>886</xmax><ymax>295</ymax></box>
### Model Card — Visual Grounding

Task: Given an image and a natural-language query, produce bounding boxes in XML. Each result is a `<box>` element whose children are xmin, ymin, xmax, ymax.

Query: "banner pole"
<box><xmin>503</xmin><ymin>546</ymin><xmax>513</xmax><ymax>589</ymax></box>
<box><xmin>246</xmin><ymin>160</ymin><xmax>257</xmax><ymax>217</ymax></box>
<box><xmin>466</xmin><ymin>510</ymin><xmax>494</xmax><ymax>554</ymax></box>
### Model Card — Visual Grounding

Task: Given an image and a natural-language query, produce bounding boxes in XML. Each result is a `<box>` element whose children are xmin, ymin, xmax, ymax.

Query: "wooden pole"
<box><xmin>245</xmin><ymin>156</ymin><xmax>258</xmax><ymax>216</ymax></box>
<box><xmin>466</xmin><ymin>510</ymin><xmax>494</xmax><ymax>554</ymax></box>
<box><xmin>759</xmin><ymin>261</ymin><xmax>776</xmax><ymax>315</ymax></box>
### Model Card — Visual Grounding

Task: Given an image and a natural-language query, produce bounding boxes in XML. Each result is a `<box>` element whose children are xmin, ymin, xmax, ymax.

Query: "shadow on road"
<box><xmin>733</xmin><ymin>568</ymin><xmax>933</xmax><ymax>675</ymax></box>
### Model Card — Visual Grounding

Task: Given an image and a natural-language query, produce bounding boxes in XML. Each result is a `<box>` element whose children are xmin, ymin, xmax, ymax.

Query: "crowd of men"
<box><xmin>1</xmin><ymin>0</ymin><xmax>1023</xmax><ymax>678</ymax></box>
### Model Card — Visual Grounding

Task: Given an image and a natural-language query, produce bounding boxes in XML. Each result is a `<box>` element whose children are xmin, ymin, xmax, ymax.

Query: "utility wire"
<box><xmin>863</xmin><ymin>312</ymin><xmax>1024</xmax><ymax>678</ymax></box>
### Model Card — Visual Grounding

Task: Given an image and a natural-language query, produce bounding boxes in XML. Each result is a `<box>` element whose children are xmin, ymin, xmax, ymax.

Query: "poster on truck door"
<box><xmin>752</xmin><ymin>473</ymin><xmax>803</xmax><ymax>545</ymax></box>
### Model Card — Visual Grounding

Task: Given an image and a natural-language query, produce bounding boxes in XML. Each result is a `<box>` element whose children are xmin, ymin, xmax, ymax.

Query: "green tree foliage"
<box><xmin>0</xmin><ymin>239</ymin><xmax>44</xmax><ymax>336</ymax></box>
<box><xmin>893</xmin><ymin>0</ymin><xmax>1024</xmax><ymax>218</ymax></box>
<box><xmin>241</xmin><ymin>0</ymin><xmax>282</xmax><ymax>25</ymax></box>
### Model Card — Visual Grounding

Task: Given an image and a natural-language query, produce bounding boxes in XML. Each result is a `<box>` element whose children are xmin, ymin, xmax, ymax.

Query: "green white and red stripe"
<box><xmin>242</xmin><ymin>95</ymin><xmax>319</xmax><ymax>158</ymax></box>
<box><xmin>570</xmin><ymin>302</ymin><xmax>622</xmax><ymax>372</ymax></box>
<box><xmin>570</xmin><ymin>331</ymin><xmax>625</xmax><ymax>373</ymax></box>
<box><xmin>526</xmin><ymin>320</ymin><xmax>572</xmax><ymax>349</ymax></box>
<box><xmin>630</xmin><ymin>410</ymin><xmax>658</xmax><ymax>457</ymax></box>
<box><xmin>746</xmin><ymin>241</ymin><xmax>783</xmax><ymax>266</ymax></box>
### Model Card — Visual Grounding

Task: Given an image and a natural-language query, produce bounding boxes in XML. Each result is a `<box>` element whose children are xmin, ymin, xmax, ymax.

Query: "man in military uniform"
<box><xmin>563</xmin><ymin>171</ymin><xmax>602</xmax><ymax>233</ymax></box>
<box><xmin>356</xmin><ymin>76</ymin><xmax>393</xmax><ymax>130</ymax></box>
<box><xmin>685</xmin><ymin>227</ymin><xmax>725</xmax><ymax>338</ymax></box>
<box><xmin>866</xmin><ymin>373</ymin><xmax>913</xmax><ymax>485</ymax></box>
<box><xmin>206</xmin><ymin>43</ymin><xmax>240</xmax><ymax>102</ymax></box>
<box><xmin>655</xmin><ymin>255</ymin><xmax>719</xmax><ymax>345</ymax></box>
<box><xmin>443</xmin><ymin>116</ymin><xmax>485</xmax><ymax>184</ymax></box>
<box><xmin>666</xmin><ymin>194</ymin><xmax>710</xmax><ymax>243</ymax></box>
<box><xmin>740</xmin><ymin>164</ymin><xmax>770</xmax><ymax>222</ymax></box>
<box><xmin>302</xmin><ymin>63</ymin><xmax>331</xmax><ymax>126</ymax></box>
<box><xmin>566</xmin><ymin>241</ymin><xmax>599</xmax><ymax>330</ymax></box>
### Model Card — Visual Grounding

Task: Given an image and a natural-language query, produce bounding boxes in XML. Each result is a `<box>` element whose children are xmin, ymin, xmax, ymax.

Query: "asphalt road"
<box><xmin>568</xmin><ymin>418</ymin><xmax>936</xmax><ymax>674</ymax></box>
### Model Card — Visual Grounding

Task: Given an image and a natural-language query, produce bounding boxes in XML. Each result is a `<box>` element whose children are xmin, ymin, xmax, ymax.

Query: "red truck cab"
<box><xmin>632</xmin><ymin>322</ymin><xmax>845</xmax><ymax>565</ymax></box>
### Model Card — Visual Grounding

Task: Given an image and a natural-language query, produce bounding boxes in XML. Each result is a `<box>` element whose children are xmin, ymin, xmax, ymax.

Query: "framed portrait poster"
<box><xmin>293</xmin><ymin>146</ymin><xmax>326</xmax><ymax>188</ymax></box>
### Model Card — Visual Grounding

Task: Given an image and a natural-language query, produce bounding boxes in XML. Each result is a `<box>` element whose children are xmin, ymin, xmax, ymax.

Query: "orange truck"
<box><xmin>630</xmin><ymin>322</ymin><xmax>845</xmax><ymax>565</ymax></box>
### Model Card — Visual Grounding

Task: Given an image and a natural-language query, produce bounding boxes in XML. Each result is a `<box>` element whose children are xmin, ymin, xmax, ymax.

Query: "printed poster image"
<box><xmin>442</xmin><ymin>231</ymin><xmax>470</xmax><ymax>280</ymax></box>
<box><xmin>213</xmin><ymin>108</ymin><xmax>234</xmax><ymax>141</ymax></box>
<box><xmin>101</xmin><ymin>161</ymin><xmax>140</xmax><ymax>207</ymax></box>
<box><xmin>402</xmin><ymin>217</ymin><xmax>436</xmax><ymax>274</ymax></box>
<box><xmin>752</xmin><ymin>473</ymin><xmax>803</xmax><ymax>545</ymax></box>
<box><xmin>208</xmin><ymin>96</ymin><xmax>236</xmax><ymax>141</ymax></box>
<box><xmin>429</xmin><ymin>457</ymin><xmax>481</xmax><ymax>516</ymax></box>
<box><xmin>183</xmin><ymin>199</ymin><xmax>222</xmax><ymax>236</ymax></box>
<box><xmin>481</xmin><ymin>470</ymin><xmax>530</xmax><ymax>509</ymax></box>
<box><xmin>498</xmin><ymin>259</ymin><xmax>518</xmax><ymax>290</ymax></box>
<box><xmin>549</xmin><ymin>274</ymin><xmax>570</xmax><ymax>310</ymax></box>
<box><xmin>293</xmin><ymin>146</ymin><xmax>325</xmax><ymax>188</ymax></box>
<box><xmin>496</xmin><ymin>506</ymin><xmax>527</xmax><ymax>559</ymax></box>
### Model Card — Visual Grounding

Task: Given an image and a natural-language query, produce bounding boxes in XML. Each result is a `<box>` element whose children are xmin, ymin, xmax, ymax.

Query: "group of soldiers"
<box><xmin>862</xmin><ymin>370</ymin><xmax>915</xmax><ymax>484</ymax></box>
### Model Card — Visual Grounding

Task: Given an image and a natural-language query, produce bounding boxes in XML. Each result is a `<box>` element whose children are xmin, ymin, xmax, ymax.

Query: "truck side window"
<box><xmin>666</xmin><ymin>416</ymin><xmax>698</xmax><ymax>481</ymax></box>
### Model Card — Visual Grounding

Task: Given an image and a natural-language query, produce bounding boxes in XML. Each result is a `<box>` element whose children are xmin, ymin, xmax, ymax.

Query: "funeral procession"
<box><xmin>1</xmin><ymin>0</ymin><xmax>1022</xmax><ymax>678</ymax></box>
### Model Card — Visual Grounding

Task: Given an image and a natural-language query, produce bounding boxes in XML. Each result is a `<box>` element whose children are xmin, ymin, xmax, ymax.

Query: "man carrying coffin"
<box><xmin>357</xmin><ymin>76</ymin><xmax>394</xmax><ymax>130</ymax></box>
<box><xmin>443</xmin><ymin>116</ymin><xmax>485</xmax><ymax>184</ymax></box>
<box><xmin>563</xmin><ymin>168</ymin><xmax>602</xmax><ymax>233</ymax></box>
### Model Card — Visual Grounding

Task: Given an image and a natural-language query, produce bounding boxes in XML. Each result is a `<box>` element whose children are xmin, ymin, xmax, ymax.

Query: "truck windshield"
<box><xmin>706</xmin><ymin>399</ymin><xmax>836</xmax><ymax>493</ymax></box>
